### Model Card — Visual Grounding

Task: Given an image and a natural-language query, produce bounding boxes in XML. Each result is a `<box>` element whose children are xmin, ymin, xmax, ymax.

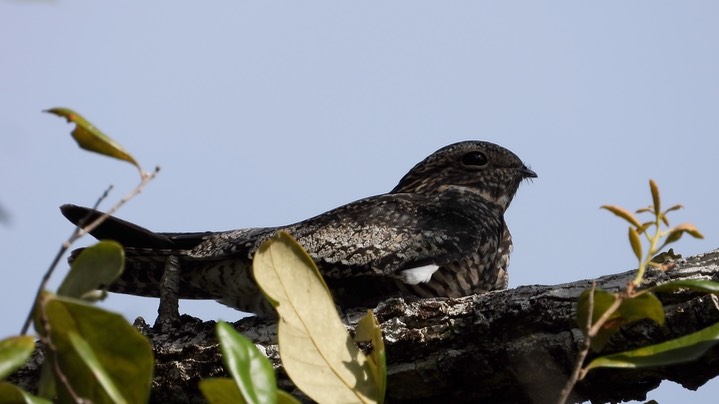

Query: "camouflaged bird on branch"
<box><xmin>62</xmin><ymin>141</ymin><xmax>536</xmax><ymax>318</ymax></box>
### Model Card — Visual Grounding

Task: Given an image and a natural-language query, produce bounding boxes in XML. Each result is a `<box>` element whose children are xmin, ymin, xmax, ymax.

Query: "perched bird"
<box><xmin>62</xmin><ymin>141</ymin><xmax>536</xmax><ymax>317</ymax></box>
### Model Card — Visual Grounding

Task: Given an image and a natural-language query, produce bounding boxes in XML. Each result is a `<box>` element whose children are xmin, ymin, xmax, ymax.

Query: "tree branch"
<box><xmin>10</xmin><ymin>249</ymin><xmax>719</xmax><ymax>403</ymax></box>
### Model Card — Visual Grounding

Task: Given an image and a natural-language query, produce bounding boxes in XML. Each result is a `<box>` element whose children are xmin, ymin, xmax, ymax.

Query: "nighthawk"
<box><xmin>61</xmin><ymin>140</ymin><xmax>536</xmax><ymax>317</ymax></box>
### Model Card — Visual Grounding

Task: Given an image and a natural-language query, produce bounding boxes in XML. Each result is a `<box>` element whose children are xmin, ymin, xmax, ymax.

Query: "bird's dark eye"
<box><xmin>461</xmin><ymin>151</ymin><xmax>488</xmax><ymax>167</ymax></box>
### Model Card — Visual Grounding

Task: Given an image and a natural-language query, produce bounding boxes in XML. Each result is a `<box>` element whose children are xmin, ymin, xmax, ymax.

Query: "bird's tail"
<box><xmin>61</xmin><ymin>204</ymin><xmax>218</xmax><ymax>251</ymax></box>
<box><xmin>60</xmin><ymin>204</ymin><xmax>214</xmax><ymax>299</ymax></box>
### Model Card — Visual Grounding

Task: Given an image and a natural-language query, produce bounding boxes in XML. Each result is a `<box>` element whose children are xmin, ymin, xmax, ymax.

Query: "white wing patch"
<box><xmin>399</xmin><ymin>264</ymin><xmax>440</xmax><ymax>285</ymax></box>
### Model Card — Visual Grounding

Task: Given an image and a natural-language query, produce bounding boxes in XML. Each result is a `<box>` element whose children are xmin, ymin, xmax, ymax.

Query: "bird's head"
<box><xmin>391</xmin><ymin>141</ymin><xmax>536</xmax><ymax>211</ymax></box>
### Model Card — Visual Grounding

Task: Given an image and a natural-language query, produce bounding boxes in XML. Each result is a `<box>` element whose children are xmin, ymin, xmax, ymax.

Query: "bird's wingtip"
<box><xmin>59</xmin><ymin>204</ymin><xmax>92</xmax><ymax>223</ymax></box>
<box><xmin>60</xmin><ymin>203</ymin><xmax>78</xmax><ymax>212</ymax></box>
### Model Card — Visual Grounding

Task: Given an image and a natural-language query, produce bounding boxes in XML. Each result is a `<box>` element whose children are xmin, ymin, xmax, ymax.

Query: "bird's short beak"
<box><xmin>521</xmin><ymin>166</ymin><xmax>537</xmax><ymax>179</ymax></box>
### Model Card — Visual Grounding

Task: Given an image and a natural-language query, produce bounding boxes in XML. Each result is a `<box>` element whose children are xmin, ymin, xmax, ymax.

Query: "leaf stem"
<box><xmin>558</xmin><ymin>283</ymin><xmax>630</xmax><ymax>403</ymax></box>
<box><xmin>558</xmin><ymin>282</ymin><xmax>596</xmax><ymax>404</ymax></box>
<box><xmin>633</xmin><ymin>211</ymin><xmax>662</xmax><ymax>286</ymax></box>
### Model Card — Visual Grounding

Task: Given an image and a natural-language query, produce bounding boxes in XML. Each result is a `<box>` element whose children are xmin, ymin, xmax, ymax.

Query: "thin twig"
<box><xmin>557</xmin><ymin>282</ymin><xmax>629</xmax><ymax>403</ymax></box>
<box><xmin>66</xmin><ymin>167</ymin><xmax>160</xmax><ymax>246</ymax></box>
<box><xmin>586</xmin><ymin>293</ymin><xmax>625</xmax><ymax>340</ymax></box>
<box><xmin>20</xmin><ymin>168</ymin><xmax>160</xmax><ymax>335</ymax></box>
<box><xmin>20</xmin><ymin>185</ymin><xmax>113</xmax><ymax>335</ymax></box>
<box><xmin>557</xmin><ymin>281</ymin><xmax>597</xmax><ymax>404</ymax></box>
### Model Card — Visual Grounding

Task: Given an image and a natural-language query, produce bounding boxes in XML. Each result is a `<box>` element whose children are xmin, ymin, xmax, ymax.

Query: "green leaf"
<box><xmin>66</xmin><ymin>332</ymin><xmax>126</xmax><ymax>403</ymax></box>
<box><xmin>57</xmin><ymin>240</ymin><xmax>125</xmax><ymax>300</ymax></box>
<box><xmin>617</xmin><ymin>293</ymin><xmax>664</xmax><ymax>325</ymax></box>
<box><xmin>216</xmin><ymin>321</ymin><xmax>277</xmax><ymax>404</ymax></box>
<box><xmin>39</xmin><ymin>294</ymin><xmax>153</xmax><ymax>403</ymax></box>
<box><xmin>585</xmin><ymin>321</ymin><xmax>719</xmax><ymax>371</ymax></box>
<box><xmin>577</xmin><ymin>289</ymin><xmax>620</xmax><ymax>351</ymax></box>
<box><xmin>0</xmin><ymin>336</ymin><xmax>35</xmax><ymax>380</ymax></box>
<box><xmin>45</xmin><ymin>108</ymin><xmax>142</xmax><ymax>174</ymax></box>
<box><xmin>277</xmin><ymin>390</ymin><xmax>301</xmax><ymax>404</ymax></box>
<box><xmin>36</xmin><ymin>353</ymin><xmax>55</xmax><ymax>399</ymax></box>
<box><xmin>253</xmin><ymin>231</ymin><xmax>378</xmax><ymax>404</ymax></box>
<box><xmin>199</xmin><ymin>379</ymin><xmax>300</xmax><ymax>404</ymax></box>
<box><xmin>577</xmin><ymin>290</ymin><xmax>664</xmax><ymax>352</ymax></box>
<box><xmin>199</xmin><ymin>378</ymin><xmax>247</xmax><ymax>404</ymax></box>
<box><xmin>649</xmin><ymin>179</ymin><xmax>661</xmax><ymax>217</ymax></box>
<box><xmin>354</xmin><ymin>310</ymin><xmax>386</xmax><ymax>403</ymax></box>
<box><xmin>628</xmin><ymin>227</ymin><xmax>642</xmax><ymax>261</ymax></box>
<box><xmin>0</xmin><ymin>382</ymin><xmax>51</xmax><ymax>404</ymax></box>
<box><xmin>649</xmin><ymin>279</ymin><xmax>719</xmax><ymax>294</ymax></box>
<box><xmin>601</xmin><ymin>205</ymin><xmax>642</xmax><ymax>228</ymax></box>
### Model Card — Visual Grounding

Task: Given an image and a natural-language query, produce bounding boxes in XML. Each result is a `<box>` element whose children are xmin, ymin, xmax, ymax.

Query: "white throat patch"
<box><xmin>399</xmin><ymin>264</ymin><xmax>440</xmax><ymax>285</ymax></box>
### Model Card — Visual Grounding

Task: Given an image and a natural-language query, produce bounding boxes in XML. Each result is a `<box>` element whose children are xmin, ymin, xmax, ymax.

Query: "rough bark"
<box><xmin>10</xmin><ymin>249</ymin><xmax>719</xmax><ymax>403</ymax></box>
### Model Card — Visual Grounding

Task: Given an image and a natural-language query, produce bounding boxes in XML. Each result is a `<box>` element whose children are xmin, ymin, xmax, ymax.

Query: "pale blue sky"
<box><xmin>1</xmin><ymin>2</ymin><xmax>718</xmax><ymax>401</ymax></box>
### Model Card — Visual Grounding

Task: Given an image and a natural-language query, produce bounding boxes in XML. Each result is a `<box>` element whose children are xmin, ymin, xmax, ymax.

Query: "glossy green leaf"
<box><xmin>40</xmin><ymin>294</ymin><xmax>153</xmax><ymax>403</ymax></box>
<box><xmin>585</xmin><ymin>321</ymin><xmax>719</xmax><ymax>371</ymax></box>
<box><xmin>0</xmin><ymin>382</ymin><xmax>51</xmax><ymax>404</ymax></box>
<box><xmin>354</xmin><ymin>310</ymin><xmax>386</xmax><ymax>403</ymax></box>
<box><xmin>199</xmin><ymin>378</ymin><xmax>247</xmax><ymax>404</ymax></box>
<box><xmin>216</xmin><ymin>321</ymin><xmax>277</xmax><ymax>404</ymax></box>
<box><xmin>0</xmin><ymin>336</ymin><xmax>35</xmax><ymax>380</ymax></box>
<box><xmin>57</xmin><ymin>240</ymin><xmax>125</xmax><ymax>300</ymax></box>
<box><xmin>649</xmin><ymin>279</ymin><xmax>719</xmax><ymax>294</ymax></box>
<box><xmin>253</xmin><ymin>231</ymin><xmax>378</xmax><ymax>404</ymax></box>
<box><xmin>649</xmin><ymin>179</ymin><xmax>661</xmax><ymax>217</ymax></box>
<box><xmin>67</xmin><ymin>332</ymin><xmax>126</xmax><ymax>403</ymax></box>
<box><xmin>601</xmin><ymin>205</ymin><xmax>642</xmax><ymax>228</ymax></box>
<box><xmin>45</xmin><ymin>108</ymin><xmax>141</xmax><ymax>173</ymax></box>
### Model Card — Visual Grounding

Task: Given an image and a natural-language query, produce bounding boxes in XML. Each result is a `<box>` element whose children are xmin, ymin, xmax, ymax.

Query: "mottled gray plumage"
<box><xmin>62</xmin><ymin>141</ymin><xmax>536</xmax><ymax>317</ymax></box>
